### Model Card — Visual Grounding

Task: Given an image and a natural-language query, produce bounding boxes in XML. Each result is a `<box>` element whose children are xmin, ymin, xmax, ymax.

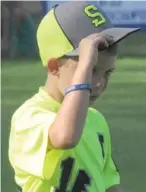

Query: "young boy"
<box><xmin>8</xmin><ymin>2</ymin><xmax>139</xmax><ymax>192</ymax></box>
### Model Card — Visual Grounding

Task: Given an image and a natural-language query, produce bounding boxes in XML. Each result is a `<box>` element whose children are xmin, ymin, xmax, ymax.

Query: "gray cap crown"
<box><xmin>53</xmin><ymin>1</ymin><xmax>140</xmax><ymax>56</ymax></box>
<box><xmin>54</xmin><ymin>1</ymin><xmax>112</xmax><ymax>48</ymax></box>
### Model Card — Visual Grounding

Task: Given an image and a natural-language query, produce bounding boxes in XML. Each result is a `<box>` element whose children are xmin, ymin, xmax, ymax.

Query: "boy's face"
<box><xmin>49</xmin><ymin>50</ymin><xmax>116</xmax><ymax>105</ymax></box>
<box><xmin>89</xmin><ymin>51</ymin><xmax>116</xmax><ymax>105</ymax></box>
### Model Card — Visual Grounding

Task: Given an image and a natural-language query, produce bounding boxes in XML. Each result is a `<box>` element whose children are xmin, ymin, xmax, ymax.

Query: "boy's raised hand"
<box><xmin>79</xmin><ymin>33</ymin><xmax>113</xmax><ymax>68</ymax></box>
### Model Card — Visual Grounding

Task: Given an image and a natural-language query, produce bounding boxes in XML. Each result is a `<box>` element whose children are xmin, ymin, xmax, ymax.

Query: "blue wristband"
<box><xmin>65</xmin><ymin>84</ymin><xmax>91</xmax><ymax>95</ymax></box>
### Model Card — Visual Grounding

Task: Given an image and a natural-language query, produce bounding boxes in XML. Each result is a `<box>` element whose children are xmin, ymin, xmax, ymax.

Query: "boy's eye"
<box><xmin>105</xmin><ymin>70</ymin><xmax>114</xmax><ymax>77</ymax></box>
<box><xmin>105</xmin><ymin>72</ymin><xmax>111</xmax><ymax>76</ymax></box>
<box><xmin>93</xmin><ymin>68</ymin><xmax>97</xmax><ymax>74</ymax></box>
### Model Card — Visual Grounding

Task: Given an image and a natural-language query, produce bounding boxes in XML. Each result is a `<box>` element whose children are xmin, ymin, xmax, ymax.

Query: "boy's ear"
<box><xmin>47</xmin><ymin>58</ymin><xmax>60</xmax><ymax>76</ymax></box>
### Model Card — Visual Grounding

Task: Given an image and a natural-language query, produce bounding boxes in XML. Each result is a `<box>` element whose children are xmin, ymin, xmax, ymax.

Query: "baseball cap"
<box><xmin>37</xmin><ymin>1</ymin><xmax>140</xmax><ymax>67</ymax></box>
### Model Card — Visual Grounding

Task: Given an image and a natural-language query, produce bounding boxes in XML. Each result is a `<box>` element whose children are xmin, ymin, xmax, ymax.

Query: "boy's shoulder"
<box><xmin>88</xmin><ymin>107</ymin><xmax>109</xmax><ymax>132</ymax></box>
<box><xmin>88</xmin><ymin>107</ymin><xmax>107</xmax><ymax>123</ymax></box>
<box><xmin>11</xmin><ymin>93</ymin><xmax>56</xmax><ymax>126</ymax></box>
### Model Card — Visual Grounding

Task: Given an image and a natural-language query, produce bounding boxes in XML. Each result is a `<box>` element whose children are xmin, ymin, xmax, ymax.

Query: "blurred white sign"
<box><xmin>41</xmin><ymin>1</ymin><xmax>146</xmax><ymax>30</ymax></box>
<box><xmin>97</xmin><ymin>1</ymin><xmax>146</xmax><ymax>25</ymax></box>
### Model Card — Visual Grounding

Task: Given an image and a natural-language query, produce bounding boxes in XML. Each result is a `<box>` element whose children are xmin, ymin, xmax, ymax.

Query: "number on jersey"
<box><xmin>55</xmin><ymin>157</ymin><xmax>91</xmax><ymax>192</ymax></box>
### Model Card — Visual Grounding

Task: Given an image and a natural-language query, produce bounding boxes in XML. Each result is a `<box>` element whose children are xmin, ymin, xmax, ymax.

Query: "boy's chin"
<box><xmin>89</xmin><ymin>99</ymin><xmax>98</xmax><ymax>107</ymax></box>
<box><xmin>89</xmin><ymin>94</ymin><xmax>102</xmax><ymax>106</ymax></box>
<box><xmin>89</xmin><ymin>101</ymin><xmax>94</xmax><ymax>107</ymax></box>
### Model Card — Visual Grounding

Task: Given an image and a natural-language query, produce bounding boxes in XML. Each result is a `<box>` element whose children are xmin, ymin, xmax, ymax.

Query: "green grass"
<box><xmin>1</xmin><ymin>58</ymin><xmax>146</xmax><ymax>192</ymax></box>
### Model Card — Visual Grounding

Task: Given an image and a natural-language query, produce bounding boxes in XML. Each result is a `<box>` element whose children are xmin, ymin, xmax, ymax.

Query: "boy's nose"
<box><xmin>92</xmin><ymin>82</ymin><xmax>101</xmax><ymax>88</ymax></box>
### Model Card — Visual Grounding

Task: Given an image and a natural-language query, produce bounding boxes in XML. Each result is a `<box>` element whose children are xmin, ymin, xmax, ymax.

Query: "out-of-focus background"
<box><xmin>1</xmin><ymin>1</ymin><xmax>146</xmax><ymax>192</ymax></box>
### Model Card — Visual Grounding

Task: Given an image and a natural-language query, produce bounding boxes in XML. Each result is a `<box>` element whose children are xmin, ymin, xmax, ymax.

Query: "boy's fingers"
<box><xmin>98</xmin><ymin>40</ymin><xmax>109</xmax><ymax>50</ymax></box>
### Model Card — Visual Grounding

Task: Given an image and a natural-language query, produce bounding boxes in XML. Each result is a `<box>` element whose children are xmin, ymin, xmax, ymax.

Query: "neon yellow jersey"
<box><xmin>9</xmin><ymin>87</ymin><xmax>120</xmax><ymax>192</ymax></box>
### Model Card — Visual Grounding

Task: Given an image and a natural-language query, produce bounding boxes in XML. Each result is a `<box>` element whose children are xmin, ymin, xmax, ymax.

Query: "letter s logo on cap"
<box><xmin>85</xmin><ymin>5</ymin><xmax>106</xmax><ymax>27</ymax></box>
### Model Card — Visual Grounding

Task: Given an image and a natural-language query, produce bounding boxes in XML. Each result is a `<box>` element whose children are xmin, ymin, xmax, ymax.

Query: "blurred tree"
<box><xmin>1</xmin><ymin>1</ymin><xmax>10</xmax><ymax>58</ymax></box>
<box><xmin>2</xmin><ymin>1</ymin><xmax>37</xmax><ymax>59</ymax></box>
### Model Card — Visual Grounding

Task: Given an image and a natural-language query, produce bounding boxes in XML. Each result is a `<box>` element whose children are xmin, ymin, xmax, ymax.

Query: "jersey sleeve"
<box><xmin>10</xmin><ymin>109</ymin><xmax>69</xmax><ymax>180</ymax></box>
<box><xmin>89</xmin><ymin>108</ymin><xmax>120</xmax><ymax>189</ymax></box>
<box><xmin>103</xmin><ymin>125</ymin><xmax>120</xmax><ymax>189</ymax></box>
<box><xmin>104</xmin><ymin>154</ymin><xmax>120</xmax><ymax>189</ymax></box>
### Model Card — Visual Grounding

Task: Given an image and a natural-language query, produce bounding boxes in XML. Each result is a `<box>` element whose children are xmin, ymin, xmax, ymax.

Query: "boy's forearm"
<box><xmin>49</xmin><ymin>62</ymin><xmax>93</xmax><ymax>149</ymax></box>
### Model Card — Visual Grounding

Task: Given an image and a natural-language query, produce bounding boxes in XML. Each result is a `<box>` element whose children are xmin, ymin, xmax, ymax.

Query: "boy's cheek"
<box><xmin>103</xmin><ymin>77</ymin><xmax>109</xmax><ymax>90</ymax></box>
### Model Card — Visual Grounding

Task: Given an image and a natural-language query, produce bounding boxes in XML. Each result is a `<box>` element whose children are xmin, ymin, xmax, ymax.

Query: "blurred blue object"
<box><xmin>41</xmin><ymin>1</ymin><xmax>146</xmax><ymax>32</ymax></box>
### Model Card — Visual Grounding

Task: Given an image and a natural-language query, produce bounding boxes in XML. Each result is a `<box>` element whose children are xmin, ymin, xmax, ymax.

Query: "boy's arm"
<box><xmin>48</xmin><ymin>34</ymin><xmax>112</xmax><ymax>149</ymax></box>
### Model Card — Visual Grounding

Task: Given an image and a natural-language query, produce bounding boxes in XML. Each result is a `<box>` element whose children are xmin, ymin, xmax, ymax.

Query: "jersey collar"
<box><xmin>38</xmin><ymin>87</ymin><xmax>61</xmax><ymax>112</ymax></box>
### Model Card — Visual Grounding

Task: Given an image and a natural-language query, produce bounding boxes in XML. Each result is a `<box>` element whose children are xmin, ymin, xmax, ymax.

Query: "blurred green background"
<box><xmin>1</xmin><ymin>1</ymin><xmax>146</xmax><ymax>192</ymax></box>
<box><xmin>2</xmin><ymin>58</ymin><xmax>146</xmax><ymax>192</ymax></box>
